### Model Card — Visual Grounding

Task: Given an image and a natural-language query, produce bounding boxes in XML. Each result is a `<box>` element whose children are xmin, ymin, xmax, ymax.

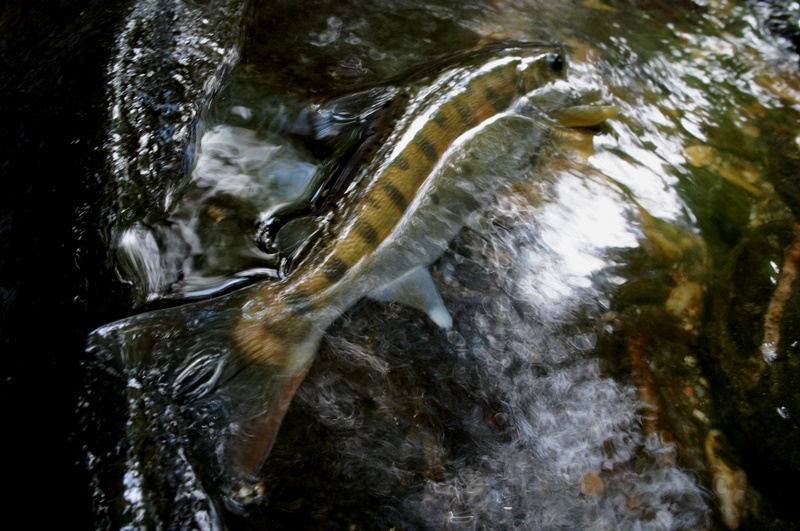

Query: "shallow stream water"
<box><xmin>3</xmin><ymin>0</ymin><xmax>799</xmax><ymax>529</ymax></box>
<box><xmin>85</xmin><ymin>0</ymin><xmax>800</xmax><ymax>528</ymax></box>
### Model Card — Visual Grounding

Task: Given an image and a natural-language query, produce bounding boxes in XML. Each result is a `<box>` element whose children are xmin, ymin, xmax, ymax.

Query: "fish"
<box><xmin>87</xmin><ymin>41</ymin><xmax>618</xmax><ymax>506</ymax></box>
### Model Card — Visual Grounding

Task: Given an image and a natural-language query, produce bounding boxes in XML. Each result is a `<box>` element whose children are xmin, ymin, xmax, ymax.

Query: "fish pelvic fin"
<box><xmin>370</xmin><ymin>266</ymin><xmax>453</xmax><ymax>328</ymax></box>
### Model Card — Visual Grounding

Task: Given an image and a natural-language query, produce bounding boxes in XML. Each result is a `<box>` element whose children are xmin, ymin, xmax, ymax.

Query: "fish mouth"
<box><xmin>547</xmin><ymin>104</ymin><xmax>620</xmax><ymax>127</ymax></box>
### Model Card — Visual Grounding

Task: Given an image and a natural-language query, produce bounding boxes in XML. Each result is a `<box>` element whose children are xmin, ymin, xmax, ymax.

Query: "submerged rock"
<box><xmin>76</xmin><ymin>0</ymin><xmax>800</xmax><ymax>529</ymax></box>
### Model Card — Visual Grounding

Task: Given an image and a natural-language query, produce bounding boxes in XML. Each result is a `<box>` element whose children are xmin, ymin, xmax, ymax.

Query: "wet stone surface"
<box><xmin>88</xmin><ymin>0</ymin><xmax>800</xmax><ymax>527</ymax></box>
<box><xmin>3</xmin><ymin>0</ymin><xmax>800</xmax><ymax>529</ymax></box>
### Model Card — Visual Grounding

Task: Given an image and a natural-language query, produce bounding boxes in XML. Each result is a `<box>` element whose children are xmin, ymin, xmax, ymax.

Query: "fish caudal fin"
<box><xmin>222</xmin><ymin>358</ymin><xmax>314</xmax><ymax>508</ymax></box>
<box><xmin>85</xmin><ymin>283</ymin><xmax>321</xmax><ymax>505</ymax></box>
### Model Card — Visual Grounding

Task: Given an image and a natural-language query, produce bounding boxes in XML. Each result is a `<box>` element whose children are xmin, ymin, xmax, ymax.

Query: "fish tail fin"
<box><xmin>219</xmin><ymin>357</ymin><xmax>313</xmax><ymax>508</ymax></box>
<box><xmin>85</xmin><ymin>285</ymin><xmax>321</xmax><ymax>506</ymax></box>
<box><xmin>218</xmin><ymin>311</ymin><xmax>321</xmax><ymax>504</ymax></box>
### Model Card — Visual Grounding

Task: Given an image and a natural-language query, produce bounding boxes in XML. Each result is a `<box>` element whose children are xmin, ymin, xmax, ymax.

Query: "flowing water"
<box><xmin>60</xmin><ymin>0</ymin><xmax>800</xmax><ymax>529</ymax></box>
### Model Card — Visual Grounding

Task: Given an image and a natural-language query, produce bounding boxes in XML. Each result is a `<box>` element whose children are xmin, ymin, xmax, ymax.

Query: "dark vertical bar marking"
<box><xmin>392</xmin><ymin>155</ymin><xmax>410</xmax><ymax>171</ymax></box>
<box><xmin>284</xmin><ymin>290</ymin><xmax>313</xmax><ymax>313</ymax></box>
<box><xmin>322</xmin><ymin>255</ymin><xmax>349</xmax><ymax>282</ymax></box>
<box><xmin>381</xmin><ymin>182</ymin><xmax>409</xmax><ymax>212</ymax></box>
<box><xmin>415</xmin><ymin>136</ymin><xmax>438</xmax><ymax>162</ymax></box>
<box><xmin>483</xmin><ymin>86</ymin><xmax>502</xmax><ymax>105</ymax></box>
<box><xmin>354</xmin><ymin>219</ymin><xmax>380</xmax><ymax>247</ymax></box>
<box><xmin>432</xmin><ymin>111</ymin><xmax>448</xmax><ymax>128</ymax></box>
<box><xmin>450</xmin><ymin>99</ymin><xmax>474</xmax><ymax>125</ymax></box>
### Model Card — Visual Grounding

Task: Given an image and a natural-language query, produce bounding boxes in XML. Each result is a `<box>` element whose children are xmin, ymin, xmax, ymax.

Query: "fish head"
<box><xmin>516</xmin><ymin>47</ymin><xmax>568</xmax><ymax>96</ymax></box>
<box><xmin>510</xmin><ymin>44</ymin><xmax>619</xmax><ymax>129</ymax></box>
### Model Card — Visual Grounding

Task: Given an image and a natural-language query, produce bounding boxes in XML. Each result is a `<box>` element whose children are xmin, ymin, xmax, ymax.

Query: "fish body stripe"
<box><xmin>449</xmin><ymin>99</ymin><xmax>475</xmax><ymax>126</ymax></box>
<box><xmin>483</xmin><ymin>86</ymin><xmax>502</xmax><ymax>105</ymax></box>
<box><xmin>431</xmin><ymin>111</ymin><xmax>449</xmax><ymax>128</ymax></box>
<box><xmin>415</xmin><ymin>136</ymin><xmax>439</xmax><ymax>162</ymax></box>
<box><xmin>322</xmin><ymin>255</ymin><xmax>349</xmax><ymax>282</ymax></box>
<box><xmin>304</xmin><ymin>57</ymin><xmax>531</xmax><ymax>291</ymax></box>
<box><xmin>392</xmin><ymin>155</ymin><xmax>410</xmax><ymax>170</ymax></box>
<box><xmin>354</xmin><ymin>218</ymin><xmax>380</xmax><ymax>247</ymax></box>
<box><xmin>380</xmin><ymin>181</ymin><xmax>410</xmax><ymax>212</ymax></box>
<box><xmin>284</xmin><ymin>290</ymin><xmax>313</xmax><ymax>313</ymax></box>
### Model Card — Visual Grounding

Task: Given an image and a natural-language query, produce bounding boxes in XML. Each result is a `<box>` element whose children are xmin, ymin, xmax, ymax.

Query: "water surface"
<box><xmin>70</xmin><ymin>0</ymin><xmax>800</xmax><ymax>529</ymax></box>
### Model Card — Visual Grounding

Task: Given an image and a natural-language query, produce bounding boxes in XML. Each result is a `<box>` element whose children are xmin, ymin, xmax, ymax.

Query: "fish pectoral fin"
<box><xmin>370</xmin><ymin>267</ymin><xmax>453</xmax><ymax>328</ymax></box>
<box><xmin>547</xmin><ymin>104</ymin><xmax>620</xmax><ymax>128</ymax></box>
<box><xmin>274</xmin><ymin>215</ymin><xmax>323</xmax><ymax>257</ymax></box>
<box><xmin>311</xmin><ymin>86</ymin><xmax>399</xmax><ymax>139</ymax></box>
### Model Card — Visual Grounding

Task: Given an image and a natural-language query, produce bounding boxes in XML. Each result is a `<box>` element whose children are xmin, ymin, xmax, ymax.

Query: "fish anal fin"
<box><xmin>370</xmin><ymin>267</ymin><xmax>453</xmax><ymax>328</ymax></box>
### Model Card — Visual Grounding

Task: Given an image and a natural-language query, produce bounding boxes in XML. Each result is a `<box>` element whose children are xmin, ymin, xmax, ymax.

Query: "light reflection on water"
<box><xmin>87</xmin><ymin>0</ymin><xmax>800</xmax><ymax>528</ymax></box>
<box><xmin>517</xmin><ymin>172</ymin><xmax>639</xmax><ymax>309</ymax></box>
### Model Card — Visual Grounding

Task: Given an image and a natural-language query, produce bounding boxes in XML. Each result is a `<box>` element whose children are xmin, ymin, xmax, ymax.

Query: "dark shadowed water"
<box><xmin>2</xmin><ymin>0</ymin><xmax>799</xmax><ymax>529</ymax></box>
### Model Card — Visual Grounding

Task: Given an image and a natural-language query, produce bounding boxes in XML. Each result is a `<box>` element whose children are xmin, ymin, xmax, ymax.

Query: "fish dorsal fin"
<box><xmin>370</xmin><ymin>267</ymin><xmax>453</xmax><ymax>328</ymax></box>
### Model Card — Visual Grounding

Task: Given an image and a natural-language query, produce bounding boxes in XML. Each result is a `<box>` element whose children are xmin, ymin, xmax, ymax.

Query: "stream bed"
<box><xmin>2</xmin><ymin>0</ymin><xmax>799</xmax><ymax>529</ymax></box>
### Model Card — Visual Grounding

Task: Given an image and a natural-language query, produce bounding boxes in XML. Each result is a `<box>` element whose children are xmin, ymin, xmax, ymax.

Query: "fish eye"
<box><xmin>547</xmin><ymin>53</ymin><xmax>564</xmax><ymax>73</ymax></box>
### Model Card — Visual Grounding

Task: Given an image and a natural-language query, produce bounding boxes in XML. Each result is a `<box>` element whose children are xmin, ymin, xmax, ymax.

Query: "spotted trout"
<box><xmin>88</xmin><ymin>41</ymin><xmax>617</xmax><ymax>504</ymax></box>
